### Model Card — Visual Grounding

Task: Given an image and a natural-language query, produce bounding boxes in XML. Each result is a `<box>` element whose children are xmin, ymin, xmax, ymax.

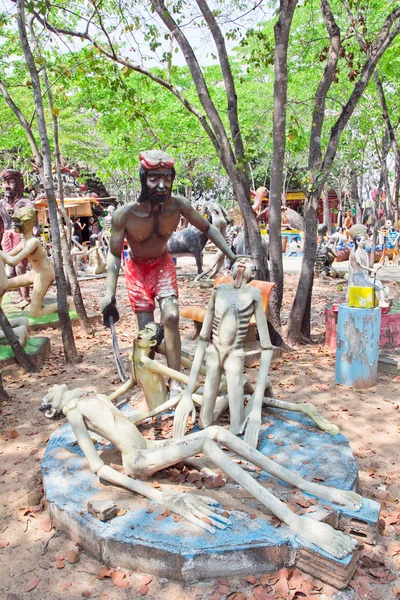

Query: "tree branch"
<box><xmin>33</xmin><ymin>10</ymin><xmax>223</xmax><ymax>163</ymax></box>
<box><xmin>195</xmin><ymin>0</ymin><xmax>245</xmax><ymax>160</ymax></box>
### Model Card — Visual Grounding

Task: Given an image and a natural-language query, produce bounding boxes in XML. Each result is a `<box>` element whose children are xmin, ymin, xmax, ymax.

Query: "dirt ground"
<box><xmin>0</xmin><ymin>267</ymin><xmax>399</xmax><ymax>600</ymax></box>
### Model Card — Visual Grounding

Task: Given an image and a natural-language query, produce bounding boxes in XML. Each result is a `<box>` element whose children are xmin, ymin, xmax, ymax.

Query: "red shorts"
<box><xmin>125</xmin><ymin>253</ymin><xmax>178</xmax><ymax>313</ymax></box>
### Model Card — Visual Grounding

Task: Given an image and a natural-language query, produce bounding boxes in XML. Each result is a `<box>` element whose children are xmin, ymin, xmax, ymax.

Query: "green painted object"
<box><xmin>0</xmin><ymin>337</ymin><xmax>47</xmax><ymax>361</ymax></box>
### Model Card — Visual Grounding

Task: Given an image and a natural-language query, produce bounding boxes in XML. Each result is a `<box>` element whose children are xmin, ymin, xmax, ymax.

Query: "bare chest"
<box><xmin>125</xmin><ymin>209</ymin><xmax>180</xmax><ymax>244</ymax></box>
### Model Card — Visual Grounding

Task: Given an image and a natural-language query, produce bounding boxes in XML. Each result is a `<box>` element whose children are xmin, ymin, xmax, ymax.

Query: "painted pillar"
<box><xmin>335</xmin><ymin>305</ymin><xmax>381</xmax><ymax>389</ymax></box>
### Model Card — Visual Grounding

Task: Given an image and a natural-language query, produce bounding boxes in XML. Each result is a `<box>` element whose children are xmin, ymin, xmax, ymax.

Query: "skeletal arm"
<box><xmin>173</xmin><ymin>290</ymin><xmax>216</xmax><ymax>438</ymax></box>
<box><xmin>242</xmin><ymin>291</ymin><xmax>273</xmax><ymax>448</ymax></box>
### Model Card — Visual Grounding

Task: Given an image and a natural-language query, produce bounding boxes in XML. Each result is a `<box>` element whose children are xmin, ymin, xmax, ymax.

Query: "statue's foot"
<box><xmin>307</xmin><ymin>484</ymin><xmax>363</xmax><ymax>511</ymax></box>
<box><xmin>324</xmin><ymin>489</ymin><xmax>363</xmax><ymax>511</ymax></box>
<box><xmin>303</xmin><ymin>403</ymin><xmax>339</xmax><ymax>435</ymax></box>
<box><xmin>292</xmin><ymin>516</ymin><xmax>358</xmax><ymax>559</ymax></box>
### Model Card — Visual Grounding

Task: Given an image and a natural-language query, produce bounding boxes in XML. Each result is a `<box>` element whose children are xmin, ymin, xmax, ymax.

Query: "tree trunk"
<box><xmin>0</xmin><ymin>307</ymin><xmax>38</xmax><ymax>372</ymax></box>
<box><xmin>350</xmin><ymin>166</ymin><xmax>362</xmax><ymax>224</ymax></box>
<box><xmin>287</xmin><ymin>189</ymin><xmax>320</xmax><ymax>344</ymax></box>
<box><xmin>0</xmin><ymin>370</ymin><xmax>10</xmax><ymax>402</ymax></box>
<box><xmin>322</xmin><ymin>183</ymin><xmax>332</xmax><ymax>234</ymax></box>
<box><xmin>17</xmin><ymin>0</ymin><xmax>80</xmax><ymax>364</ymax></box>
<box><xmin>28</xmin><ymin>17</ymin><xmax>93</xmax><ymax>335</ymax></box>
<box><xmin>268</xmin><ymin>0</ymin><xmax>297</xmax><ymax>332</ymax></box>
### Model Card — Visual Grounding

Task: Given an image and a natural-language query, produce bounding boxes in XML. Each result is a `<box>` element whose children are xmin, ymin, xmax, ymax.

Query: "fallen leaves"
<box><xmin>24</xmin><ymin>578</ymin><xmax>40</xmax><ymax>592</ymax></box>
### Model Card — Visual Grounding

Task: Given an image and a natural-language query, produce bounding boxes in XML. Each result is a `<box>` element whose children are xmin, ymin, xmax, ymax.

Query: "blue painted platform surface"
<box><xmin>335</xmin><ymin>305</ymin><xmax>381</xmax><ymax>388</ymax></box>
<box><xmin>42</xmin><ymin>407</ymin><xmax>380</xmax><ymax>585</ymax></box>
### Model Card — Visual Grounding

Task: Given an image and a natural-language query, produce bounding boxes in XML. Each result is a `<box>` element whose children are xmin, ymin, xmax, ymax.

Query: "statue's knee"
<box><xmin>161</xmin><ymin>299</ymin><xmax>179</xmax><ymax>329</ymax></box>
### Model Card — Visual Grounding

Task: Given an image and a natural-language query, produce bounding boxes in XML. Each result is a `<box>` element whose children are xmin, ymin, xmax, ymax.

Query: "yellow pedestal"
<box><xmin>348</xmin><ymin>286</ymin><xmax>377</xmax><ymax>308</ymax></box>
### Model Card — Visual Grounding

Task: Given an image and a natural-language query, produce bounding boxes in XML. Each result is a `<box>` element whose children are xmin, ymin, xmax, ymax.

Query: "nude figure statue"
<box><xmin>100</xmin><ymin>150</ymin><xmax>244</xmax><ymax>396</ymax></box>
<box><xmin>0</xmin><ymin>252</ymin><xmax>29</xmax><ymax>345</ymax></box>
<box><xmin>40</xmin><ymin>382</ymin><xmax>361</xmax><ymax>559</ymax></box>
<box><xmin>0</xmin><ymin>206</ymin><xmax>73</xmax><ymax>317</ymax></box>
<box><xmin>71</xmin><ymin>236</ymin><xmax>107</xmax><ymax>276</ymax></box>
<box><xmin>173</xmin><ymin>258</ymin><xmax>339</xmax><ymax>447</ymax></box>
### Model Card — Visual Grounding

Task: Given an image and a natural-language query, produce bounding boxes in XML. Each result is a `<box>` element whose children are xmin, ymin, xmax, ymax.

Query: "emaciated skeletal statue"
<box><xmin>174</xmin><ymin>257</ymin><xmax>339</xmax><ymax>447</ymax></box>
<box><xmin>0</xmin><ymin>206</ymin><xmax>73</xmax><ymax>317</ymax></box>
<box><xmin>41</xmin><ymin>383</ymin><xmax>361</xmax><ymax>559</ymax></box>
<box><xmin>71</xmin><ymin>236</ymin><xmax>107</xmax><ymax>276</ymax></box>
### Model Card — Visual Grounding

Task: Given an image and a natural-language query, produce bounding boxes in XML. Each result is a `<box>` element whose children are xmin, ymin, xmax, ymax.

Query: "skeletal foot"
<box><xmin>307</xmin><ymin>484</ymin><xmax>363</xmax><ymax>511</ymax></box>
<box><xmin>303</xmin><ymin>403</ymin><xmax>339</xmax><ymax>435</ymax></box>
<box><xmin>292</xmin><ymin>516</ymin><xmax>358</xmax><ymax>559</ymax></box>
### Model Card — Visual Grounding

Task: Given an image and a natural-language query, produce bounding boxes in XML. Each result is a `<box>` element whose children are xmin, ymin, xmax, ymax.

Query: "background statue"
<box><xmin>41</xmin><ymin>383</ymin><xmax>361</xmax><ymax>560</ymax></box>
<box><xmin>0</xmin><ymin>169</ymin><xmax>37</xmax><ymax>306</ymax></box>
<box><xmin>0</xmin><ymin>206</ymin><xmax>72</xmax><ymax>317</ymax></box>
<box><xmin>100</xmin><ymin>150</ymin><xmax>243</xmax><ymax>396</ymax></box>
<box><xmin>348</xmin><ymin>234</ymin><xmax>390</xmax><ymax>307</ymax></box>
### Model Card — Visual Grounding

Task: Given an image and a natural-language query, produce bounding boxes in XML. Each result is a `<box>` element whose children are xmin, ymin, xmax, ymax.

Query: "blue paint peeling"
<box><xmin>335</xmin><ymin>305</ymin><xmax>381</xmax><ymax>388</ymax></box>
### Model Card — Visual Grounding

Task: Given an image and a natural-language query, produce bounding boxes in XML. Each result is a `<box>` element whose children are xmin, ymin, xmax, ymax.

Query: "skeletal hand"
<box><xmin>241</xmin><ymin>410</ymin><xmax>262</xmax><ymax>448</ymax></box>
<box><xmin>173</xmin><ymin>394</ymin><xmax>195</xmax><ymax>439</ymax></box>
<box><xmin>161</xmin><ymin>492</ymin><xmax>231</xmax><ymax>533</ymax></box>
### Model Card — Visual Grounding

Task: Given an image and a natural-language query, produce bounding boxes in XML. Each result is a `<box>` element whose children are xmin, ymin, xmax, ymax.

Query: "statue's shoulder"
<box><xmin>171</xmin><ymin>194</ymin><xmax>190</xmax><ymax>209</ymax></box>
<box><xmin>112</xmin><ymin>203</ymin><xmax>137</xmax><ymax>224</ymax></box>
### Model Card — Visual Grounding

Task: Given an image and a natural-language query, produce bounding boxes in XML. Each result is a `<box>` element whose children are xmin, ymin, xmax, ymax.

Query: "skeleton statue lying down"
<box><xmin>41</xmin><ymin>382</ymin><xmax>362</xmax><ymax>560</ymax></box>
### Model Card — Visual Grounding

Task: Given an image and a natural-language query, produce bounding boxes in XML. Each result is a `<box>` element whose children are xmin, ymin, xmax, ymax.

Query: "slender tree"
<box><xmin>268</xmin><ymin>0</ymin><xmax>298</xmax><ymax>332</ymax></box>
<box><xmin>16</xmin><ymin>0</ymin><xmax>80</xmax><ymax>363</ymax></box>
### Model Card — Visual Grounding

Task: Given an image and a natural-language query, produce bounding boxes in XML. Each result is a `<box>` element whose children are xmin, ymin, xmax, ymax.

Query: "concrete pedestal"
<box><xmin>42</xmin><ymin>407</ymin><xmax>380</xmax><ymax>589</ymax></box>
<box><xmin>335</xmin><ymin>305</ymin><xmax>381</xmax><ymax>389</ymax></box>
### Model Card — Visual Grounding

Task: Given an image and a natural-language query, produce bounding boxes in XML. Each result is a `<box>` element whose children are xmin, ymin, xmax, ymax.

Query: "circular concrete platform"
<box><xmin>42</xmin><ymin>408</ymin><xmax>380</xmax><ymax>587</ymax></box>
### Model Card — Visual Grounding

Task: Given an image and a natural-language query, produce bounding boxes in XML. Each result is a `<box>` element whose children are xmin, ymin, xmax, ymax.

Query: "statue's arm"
<box><xmin>0</xmin><ymin>240</ymin><xmax>37</xmax><ymax>267</ymax></box>
<box><xmin>178</xmin><ymin>198</ymin><xmax>237</xmax><ymax>262</ymax></box>
<box><xmin>103</xmin><ymin>209</ymin><xmax>126</xmax><ymax>301</ymax></box>
<box><xmin>242</xmin><ymin>292</ymin><xmax>274</xmax><ymax>448</ymax></box>
<box><xmin>173</xmin><ymin>290</ymin><xmax>216</xmax><ymax>438</ymax></box>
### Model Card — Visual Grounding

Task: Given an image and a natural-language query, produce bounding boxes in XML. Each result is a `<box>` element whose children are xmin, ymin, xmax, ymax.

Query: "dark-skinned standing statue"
<box><xmin>100</xmin><ymin>151</ymin><xmax>244</xmax><ymax>396</ymax></box>
<box><xmin>0</xmin><ymin>170</ymin><xmax>37</xmax><ymax>306</ymax></box>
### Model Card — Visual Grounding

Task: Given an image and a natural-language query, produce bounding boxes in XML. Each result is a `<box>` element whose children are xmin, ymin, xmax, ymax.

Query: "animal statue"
<box><xmin>168</xmin><ymin>203</ymin><xmax>229</xmax><ymax>274</ymax></box>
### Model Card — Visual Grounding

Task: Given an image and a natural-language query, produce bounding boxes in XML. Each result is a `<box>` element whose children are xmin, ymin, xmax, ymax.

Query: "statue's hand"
<box><xmin>241</xmin><ymin>409</ymin><xmax>262</xmax><ymax>449</ymax></box>
<box><xmin>173</xmin><ymin>393</ymin><xmax>195</xmax><ymax>439</ymax></box>
<box><xmin>100</xmin><ymin>295</ymin><xmax>119</xmax><ymax>328</ymax></box>
<box><xmin>160</xmin><ymin>492</ymin><xmax>231</xmax><ymax>533</ymax></box>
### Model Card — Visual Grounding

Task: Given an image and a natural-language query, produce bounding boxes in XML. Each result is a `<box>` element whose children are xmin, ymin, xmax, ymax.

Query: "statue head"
<box><xmin>231</xmin><ymin>257</ymin><xmax>256</xmax><ymax>289</ymax></box>
<box><xmin>137</xmin><ymin>150</ymin><xmax>176</xmax><ymax>205</ymax></box>
<box><xmin>12</xmin><ymin>206</ymin><xmax>37</xmax><ymax>234</ymax></box>
<box><xmin>40</xmin><ymin>384</ymin><xmax>69</xmax><ymax>419</ymax></box>
<box><xmin>354</xmin><ymin>234</ymin><xmax>366</xmax><ymax>249</ymax></box>
<box><xmin>136</xmin><ymin>322</ymin><xmax>164</xmax><ymax>349</ymax></box>
<box><xmin>1</xmin><ymin>169</ymin><xmax>24</xmax><ymax>204</ymax></box>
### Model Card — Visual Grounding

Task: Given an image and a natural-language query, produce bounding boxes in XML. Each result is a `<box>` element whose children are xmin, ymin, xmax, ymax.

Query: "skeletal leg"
<box><xmin>199</xmin><ymin>345</ymin><xmax>222</xmax><ymax>429</ymax></box>
<box><xmin>261</xmin><ymin>397</ymin><xmax>339</xmax><ymax>435</ymax></box>
<box><xmin>223</xmin><ymin>349</ymin><xmax>245</xmax><ymax>435</ymax></box>
<box><xmin>139</xmin><ymin>430</ymin><xmax>358</xmax><ymax>558</ymax></box>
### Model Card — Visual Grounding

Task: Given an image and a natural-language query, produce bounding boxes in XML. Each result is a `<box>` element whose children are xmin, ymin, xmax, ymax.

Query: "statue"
<box><xmin>173</xmin><ymin>258</ymin><xmax>339</xmax><ymax>447</ymax></box>
<box><xmin>40</xmin><ymin>383</ymin><xmax>361</xmax><ymax>560</ymax></box>
<box><xmin>0</xmin><ymin>206</ymin><xmax>72</xmax><ymax>317</ymax></box>
<box><xmin>348</xmin><ymin>234</ymin><xmax>390</xmax><ymax>308</ymax></box>
<box><xmin>100</xmin><ymin>150</ymin><xmax>244</xmax><ymax>395</ymax></box>
<box><xmin>0</xmin><ymin>169</ymin><xmax>37</xmax><ymax>306</ymax></box>
<box><xmin>71</xmin><ymin>236</ymin><xmax>107</xmax><ymax>276</ymax></box>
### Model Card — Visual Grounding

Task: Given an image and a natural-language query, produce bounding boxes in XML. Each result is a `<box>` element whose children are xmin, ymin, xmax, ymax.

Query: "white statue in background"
<box><xmin>41</xmin><ymin>382</ymin><xmax>361</xmax><ymax>560</ymax></box>
<box><xmin>348</xmin><ymin>234</ymin><xmax>390</xmax><ymax>307</ymax></box>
